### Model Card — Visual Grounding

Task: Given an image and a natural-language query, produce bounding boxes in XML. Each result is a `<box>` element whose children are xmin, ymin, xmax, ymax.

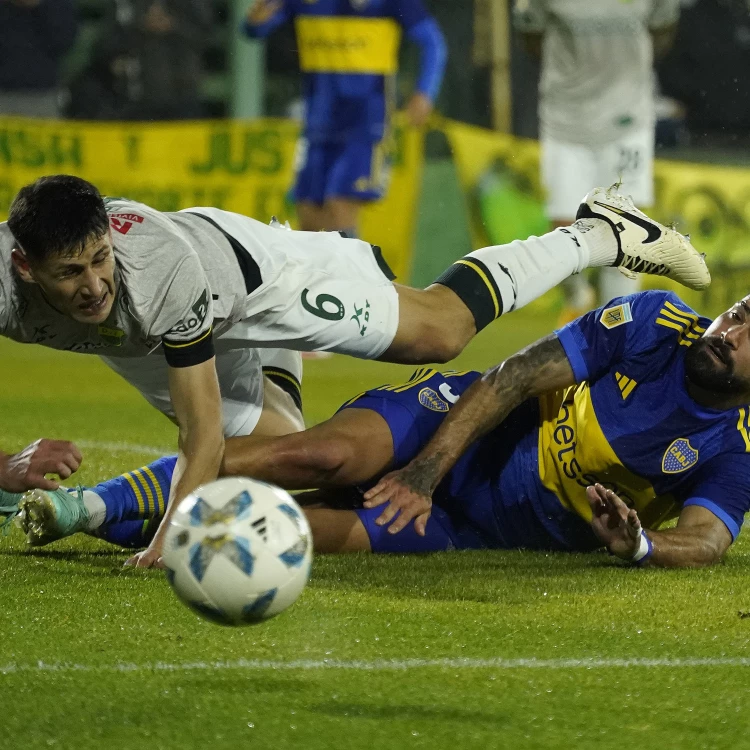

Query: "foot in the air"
<box><xmin>16</xmin><ymin>487</ymin><xmax>89</xmax><ymax>546</ymax></box>
<box><xmin>576</xmin><ymin>185</ymin><xmax>711</xmax><ymax>291</ymax></box>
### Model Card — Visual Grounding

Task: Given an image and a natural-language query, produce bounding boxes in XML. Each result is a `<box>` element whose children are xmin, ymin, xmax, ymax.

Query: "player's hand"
<box><xmin>0</xmin><ymin>439</ymin><xmax>82</xmax><ymax>493</ymax></box>
<box><xmin>586</xmin><ymin>483</ymin><xmax>642</xmax><ymax>560</ymax></box>
<box><xmin>247</xmin><ymin>0</ymin><xmax>282</xmax><ymax>25</ymax></box>
<box><xmin>124</xmin><ymin>540</ymin><xmax>165</xmax><ymax>569</ymax></box>
<box><xmin>405</xmin><ymin>92</ymin><xmax>434</xmax><ymax>128</ymax></box>
<box><xmin>362</xmin><ymin>468</ymin><xmax>433</xmax><ymax>536</ymax></box>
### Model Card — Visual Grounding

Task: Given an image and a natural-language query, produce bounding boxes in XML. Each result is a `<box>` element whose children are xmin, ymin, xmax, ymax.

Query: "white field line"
<box><xmin>77</xmin><ymin>440</ymin><xmax>171</xmax><ymax>458</ymax></box>
<box><xmin>1</xmin><ymin>656</ymin><xmax>749</xmax><ymax>676</ymax></box>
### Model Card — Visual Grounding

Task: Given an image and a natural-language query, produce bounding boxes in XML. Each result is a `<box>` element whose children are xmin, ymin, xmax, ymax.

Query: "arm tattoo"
<box><xmin>396</xmin><ymin>453</ymin><xmax>445</xmax><ymax>496</ymax></box>
<box><xmin>484</xmin><ymin>334</ymin><xmax>572</xmax><ymax>401</ymax></box>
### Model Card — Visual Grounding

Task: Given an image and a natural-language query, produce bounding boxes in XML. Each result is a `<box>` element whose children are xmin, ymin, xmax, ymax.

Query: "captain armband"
<box><xmin>162</xmin><ymin>326</ymin><xmax>215</xmax><ymax>368</ymax></box>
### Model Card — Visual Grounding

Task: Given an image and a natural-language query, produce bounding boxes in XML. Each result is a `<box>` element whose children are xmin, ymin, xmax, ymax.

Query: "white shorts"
<box><xmin>188</xmin><ymin>208</ymin><xmax>400</xmax><ymax>360</ymax></box>
<box><xmin>100</xmin><ymin>348</ymin><xmax>265</xmax><ymax>438</ymax></box>
<box><xmin>100</xmin><ymin>348</ymin><xmax>304</xmax><ymax>440</ymax></box>
<box><xmin>541</xmin><ymin>128</ymin><xmax>654</xmax><ymax>221</ymax></box>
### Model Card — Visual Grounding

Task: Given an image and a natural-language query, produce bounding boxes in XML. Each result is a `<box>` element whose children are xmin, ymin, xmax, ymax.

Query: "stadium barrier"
<box><xmin>2</xmin><ymin>114</ymin><xmax>750</xmax><ymax>310</ymax></box>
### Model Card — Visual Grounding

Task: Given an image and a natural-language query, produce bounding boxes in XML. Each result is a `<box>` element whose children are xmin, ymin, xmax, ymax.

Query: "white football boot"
<box><xmin>576</xmin><ymin>185</ymin><xmax>710</xmax><ymax>291</ymax></box>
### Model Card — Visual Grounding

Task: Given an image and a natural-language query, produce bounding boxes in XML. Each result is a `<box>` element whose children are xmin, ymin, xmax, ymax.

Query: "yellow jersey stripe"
<box><xmin>659</xmin><ymin>308</ymin><xmax>695</xmax><ymax>326</ymax></box>
<box><xmin>621</xmin><ymin>379</ymin><xmax>637</xmax><ymax>399</ymax></box>
<box><xmin>133</xmin><ymin>469</ymin><xmax>155</xmax><ymax>516</ymax></box>
<box><xmin>341</xmin><ymin>391</ymin><xmax>367</xmax><ymax>407</ymax></box>
<box><xmin>141</xmin><ymin>466</ymin><xmax>165</xmax><ymax>516</ymax></box>
<box><xmin>664</xmin><ymin>301</ymin><xmax>700</xmax><ymax>323</ymax></box>
<box><xmin>656</xmin><ymin>318</ymin><xmax>688</xmax><ymax>334</ymax></box>
<box><xmin>393</xmin><ymin>369</ymin><xmax>437</xmax><ymax>392</ymax></box>
<box><xmin>454</xmin><ymin>260</ymin><xmax>500</xmax><ymax>320</ymax></box>
<box><xmin>163</xmin><ymin>327</ymin><xmax>213</xmax><ymax>350</ymax></box>
<box><xmin>738</xmin><ymin>408</ymin><xmax>750</xmax><ymax>452</ymax></box>
<box><xmin>123</xmin><ymin>472</ymin><xmax>146</xmax><ymax>515</ymax></box>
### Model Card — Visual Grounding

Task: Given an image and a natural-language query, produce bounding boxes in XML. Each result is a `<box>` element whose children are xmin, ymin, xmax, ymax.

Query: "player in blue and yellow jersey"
<box><xmin>242</xmin><ymin>0</ymin><xmax>446</xmax><ymax>236</ymax></box>
<box><xmin>16</xmin><ymin>288</ymin><xmax>750</xmax><ymax>568</ymax></box>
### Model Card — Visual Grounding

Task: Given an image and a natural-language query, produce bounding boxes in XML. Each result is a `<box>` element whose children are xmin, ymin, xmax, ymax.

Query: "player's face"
<box><xmin>30</xmin><ymin>233</ymin><xmax>117</xmax><ymax>324</ymax></box>
<box><xmin>685</xmin><ymin>297</ymin><xmax>750</xmax><ymax>396</ymax></box>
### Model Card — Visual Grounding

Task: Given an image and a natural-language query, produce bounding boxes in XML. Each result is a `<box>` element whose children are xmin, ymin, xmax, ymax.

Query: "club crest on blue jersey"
<box><xmin>419</xmin><ymin>387</ymin><xmax>449</xmax><ymax>412</ymax></box>
<box><xmin>662</xmin><ymin>439</ymin><xmax>699</xmax><ymax>474</ymax></box>
<box><xmin>600</xmin><ymin>302</ymin><xmax>633</xmax><ymax>330</ymax></box>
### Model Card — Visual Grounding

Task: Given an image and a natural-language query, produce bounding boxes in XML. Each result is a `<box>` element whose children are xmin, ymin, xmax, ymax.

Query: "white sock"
<box><xmin>80</xmin><ymin>489</ymin><xmax>106</xmax><ymax>530</ymax></box>
<box><xmin>435</xmin><ymin>219</ymin><xmax>618</xmax><ymax>327</ymax></box>
<box><xmin>572</xmin><ymin>218</ymin><xmax>618</xmax><ymax>267</ymax></box>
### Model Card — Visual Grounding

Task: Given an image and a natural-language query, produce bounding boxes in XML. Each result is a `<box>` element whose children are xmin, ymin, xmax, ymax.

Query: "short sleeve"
<box><xmin>512</xmin><ymin>0</ymin><xmax>548</xmax><ymax>33</ymax></box>
<box><xmin>680</xmin><ymin>455</ymin><xmax>750</xmax><ymax>542</ymax></box>
<box><xmin>555</xmin><ymin>290</ymin><xmax>696</xmax><ymax>384</ymax></box>
<box><xmin>648</xmin><ymin>0</ymin><xmax>680</xmax><ymax>30</ymax></box>
<box><xmin>390</xmin><ymin>0</ymin><xmax>431</xmax><ymax>30</ymax></box>
<box><xmin>155</xmin><ymin>255</ymin><xmax>215</xmax><ymax>369</ymax></box>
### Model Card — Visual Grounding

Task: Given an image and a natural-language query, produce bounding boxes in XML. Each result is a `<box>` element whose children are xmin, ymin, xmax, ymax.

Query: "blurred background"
<box><xmin>2</xmin><ymin>0</ymin><xmax>750</xmax><ymax>317</ymax></box>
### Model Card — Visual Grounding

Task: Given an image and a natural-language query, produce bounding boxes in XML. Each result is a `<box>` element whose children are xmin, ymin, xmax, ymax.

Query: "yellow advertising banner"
<box><xmin>443</xmin><ymin>118</ymin><xmax>750</xmax><ymax>312</ymax></box>
<box><xmin>0</xmin><ymin>115</ymin><xmax>424</xmax><ymax>282</ymax></box>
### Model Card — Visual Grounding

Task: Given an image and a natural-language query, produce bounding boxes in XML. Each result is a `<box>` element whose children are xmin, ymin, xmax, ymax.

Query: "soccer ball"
<box><xmin>162</xmin><ymin>477</ymin><xmax>313</xmax><ymax>626</ymax></box>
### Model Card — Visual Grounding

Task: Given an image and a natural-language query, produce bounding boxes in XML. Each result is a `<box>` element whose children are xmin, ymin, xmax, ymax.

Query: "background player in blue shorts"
<box><xmin>15</xmin><ymin>289</ymin><xmax>750</xmax><ymax>568</ymax></box>
<box><xmin>242</xmin><ymin>0</ymin><xmax>446</xmax><ymax>237</ymax></box>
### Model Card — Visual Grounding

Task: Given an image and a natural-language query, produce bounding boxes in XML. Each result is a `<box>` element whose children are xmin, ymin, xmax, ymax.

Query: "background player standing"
<box><xmin>514</xmin><ymin>0</ymin><xmax>680</xmax><ymax>321</ymax></box>
<box><xmin>242</xmin><ymin>0</ymin><xmax>447</xmax><ymax>238</ymax></box>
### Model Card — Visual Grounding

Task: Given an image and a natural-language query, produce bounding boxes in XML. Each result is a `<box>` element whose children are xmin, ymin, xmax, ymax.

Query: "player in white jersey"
<box><xmin>0</xmin><ymin>175</ymin><xmax>708</xmax><ymax>567</ymax></box>
<box><xmin>514</xmin><ymin>0</ymin><xmax>680</xmax><ymax>317</ymax></box>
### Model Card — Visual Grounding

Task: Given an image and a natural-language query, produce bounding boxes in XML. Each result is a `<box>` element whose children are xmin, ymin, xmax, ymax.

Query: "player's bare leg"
<box><xmin>381</xmin><ymin>283</ymin><xmax>477</xmax><ymax>364</ymax></box>
<box><xmin>255</xmin><ymin>349</ymin><xmax>305</xmax><ymax>436</ymax></box>
<box><xmin>297</xmin><ymin>200</ymin><xmax>330</xmax><ymax>232</ymax></box>
<box><xmin>326</xmin><ymin>197</ymin><xmax>363</xmax><ymax>238</ymax></box>
<box><xmin>221</xmin><ymin>407</ymin><xmax>395</xmax><ymax>489</ymax></box>
<box><xmin>305</xmin><ymin>509</ymin><xmax>371</xmax><ymax>552</ymax></box>
<box><xmin>251</xmin><ymin>378</ymin><xmax>305</xmax><ymax>436</ymax></box>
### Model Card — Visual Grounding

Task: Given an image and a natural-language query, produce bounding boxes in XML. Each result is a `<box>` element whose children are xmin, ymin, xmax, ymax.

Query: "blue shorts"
<box><xmin>340</xmin><ymin>368</ymin><xmax>494</xmax><ymax>554</ymax></box>
<box><xmin>294</xmin><ymin>138</ymin><xmax>391</xmax><ymax>204</ymax></box>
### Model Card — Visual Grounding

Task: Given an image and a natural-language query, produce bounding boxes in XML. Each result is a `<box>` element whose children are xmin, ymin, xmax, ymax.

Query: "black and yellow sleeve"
<box><xmin>162</xmin><ymin>326</ymin><xmax>215</xmax><ymax>368</ymax></box>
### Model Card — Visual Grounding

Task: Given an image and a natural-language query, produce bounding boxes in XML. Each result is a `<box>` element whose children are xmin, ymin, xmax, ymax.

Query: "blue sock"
<box><xmin>94</xmin><ymin>519</ymin><xmax>158</xmax><ymax>549</ymax></box>
<box><xmin>94</xmin><ymin>455</ymin><xmax>177</xmax><ymax>525</ymax></box>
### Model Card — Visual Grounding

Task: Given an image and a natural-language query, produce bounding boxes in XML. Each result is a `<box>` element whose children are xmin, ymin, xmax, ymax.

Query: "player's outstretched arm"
<box><xmin>363</xmin><ymin>333</ymin><xmax>577</xmax><ymax>535</ymax></box>
<box><xmin>586</xmin><ymin>484</ymin><xmax>732</xmax><ymax>568</ymax></box>
<box><xmin>126</xmin><ymin>358</ymin><xmax>225</xmax><ymax>569</ymax></box>
<box><xmin>0</xmin><ymin>439</ymin><xmax>82</xmax><ymax>492</ymax></box>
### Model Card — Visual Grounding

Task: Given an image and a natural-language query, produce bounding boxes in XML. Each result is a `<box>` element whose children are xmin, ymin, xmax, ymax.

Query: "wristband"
<box><xmin>630</xmin><ymin>530</ymin><xmax>653</xmax><ymax>565</ymax></box>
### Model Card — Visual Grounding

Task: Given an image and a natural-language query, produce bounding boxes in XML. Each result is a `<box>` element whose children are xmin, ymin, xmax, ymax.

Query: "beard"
<box><xmin>684</xmin><ymin>336</ymin><xmax>750</xmax><ymax>395</ymax></box>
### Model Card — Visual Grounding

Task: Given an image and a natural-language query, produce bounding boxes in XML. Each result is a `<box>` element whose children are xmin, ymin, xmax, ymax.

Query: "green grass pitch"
<box><xmin>1</xmin><ymin>310</ymin><xmax>750</xmax><ymax>750</ymax></box>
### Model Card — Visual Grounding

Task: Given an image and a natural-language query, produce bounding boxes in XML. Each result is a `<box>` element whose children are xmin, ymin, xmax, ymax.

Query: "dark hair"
<box><xmin>7</xmin><ymin>175</ymin><xmax>109</xmax><ymax>263</ymax></box>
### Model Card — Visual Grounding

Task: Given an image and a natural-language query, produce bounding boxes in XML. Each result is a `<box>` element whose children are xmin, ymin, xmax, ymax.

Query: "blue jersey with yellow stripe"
<box><xmin>343</xmin><ymin>291</ymin><xmax>750</xmax><ymax>553</ymax></box>
<box><xmin>551</xmin><ymin>289</ymin><xmax>750</xmax><ymax>545</ymax></box>
<box><xmin>243</xmin><ymin>0</ymin><xmax>444</xmax><ymax>142</ymax></box>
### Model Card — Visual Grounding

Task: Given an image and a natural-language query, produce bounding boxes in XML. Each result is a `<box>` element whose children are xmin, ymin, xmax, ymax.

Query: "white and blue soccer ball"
<box><xmin>162</xmin><ymin>477</ymin><xmax>313</xmax><ymax>626</ymax></box>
